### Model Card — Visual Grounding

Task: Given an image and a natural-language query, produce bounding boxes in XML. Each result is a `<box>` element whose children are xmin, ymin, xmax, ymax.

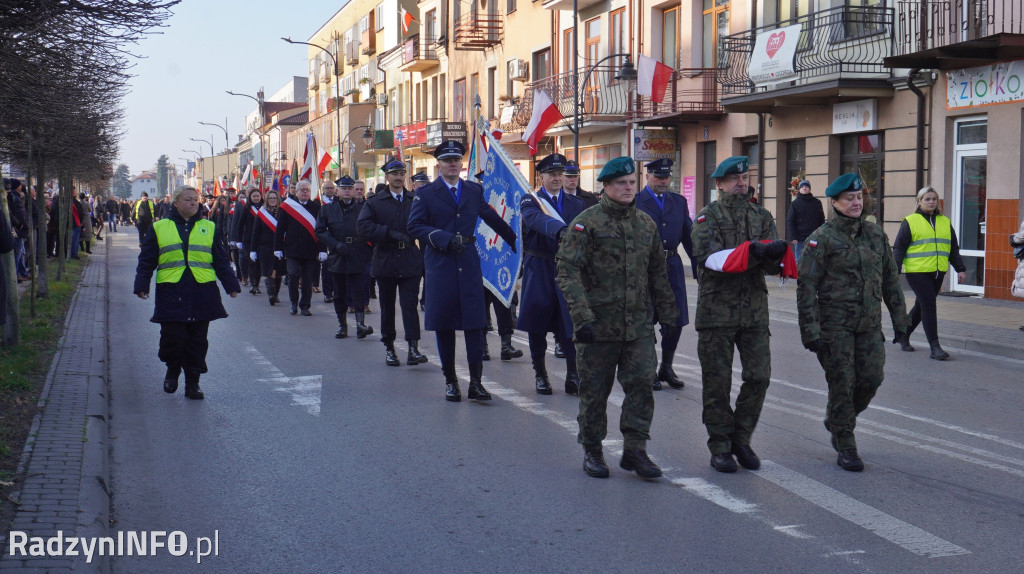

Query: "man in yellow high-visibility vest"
<box><xmin>134</xmin><ymin>186</ymin><xmax>240</xmax><ymax>400</ymax></box>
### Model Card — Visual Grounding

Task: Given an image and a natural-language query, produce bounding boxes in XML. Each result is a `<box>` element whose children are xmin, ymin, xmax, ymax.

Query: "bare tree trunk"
<box><xmin>1</xmin><ymin>165</ymin><xmax>19</xmax><ymax>347</ymax></box>
<box><xmin>33</xmin><ymin>156</ymin><xmax>50</xmax><ymax>300</ymax></box>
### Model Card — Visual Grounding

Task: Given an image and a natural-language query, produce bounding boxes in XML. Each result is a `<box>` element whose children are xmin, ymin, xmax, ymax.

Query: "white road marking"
<box><xmin>244</xmin><ymin>343</ymin><xmax>322</xmax><ymax>415</ymax></box>
<box><xmin>757</xmin><ymin>461</ymin><xmax>970</xmax><ymax>557</ymax></box>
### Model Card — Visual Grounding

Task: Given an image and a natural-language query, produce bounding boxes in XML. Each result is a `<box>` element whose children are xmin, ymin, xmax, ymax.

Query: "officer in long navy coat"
<box><xmin>518</xmin><ymin>153</ymin><xmax>586</xmax><ymax>396</ymax></box>
<box><xmin>635</xmin><ymin>158</ymin><xmax>695</xmax><ymax>390</ymax></box>
<box><xmin>407</xmin><ymin>140</ymin><xmax>518</xmax><ymax>403</ymax></box>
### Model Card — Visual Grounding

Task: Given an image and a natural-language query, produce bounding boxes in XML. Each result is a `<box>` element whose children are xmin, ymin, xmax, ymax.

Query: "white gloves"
<box><xmin>250</xmin><ymin>251</ymin><xmax>257</xmax><ymax>261</ymax></box>
<box><xmin>318</xmin><ymin>252</ymin><xmax>328</xmax><ymax>262</ymax></box>
<box><xmin>274</xmin><ymin>251</ymin><xmax>283</xmax><ymax>260</ymax></box>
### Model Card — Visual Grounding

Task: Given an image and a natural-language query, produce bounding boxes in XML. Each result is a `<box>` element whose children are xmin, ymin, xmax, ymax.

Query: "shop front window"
<box><xmin>839</xmin><ymin>133</ymin><xmax>884</xmax><ymax>223</ymax></box>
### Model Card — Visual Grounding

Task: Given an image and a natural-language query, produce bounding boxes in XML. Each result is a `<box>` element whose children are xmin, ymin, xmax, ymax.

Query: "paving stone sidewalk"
<box><xmin>1</xmin><ymin>241</ymin><xmax>109</xmax><ymax>574</ymax></box>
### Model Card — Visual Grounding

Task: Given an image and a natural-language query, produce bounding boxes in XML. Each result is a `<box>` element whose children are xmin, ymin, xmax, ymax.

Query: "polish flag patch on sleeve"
<box><xmin>574</xmin><ymin>223</ymin><xmax>585</xmax><ymax>231</ymax></box>
<box><xmin>808</xmin><ymin>240</ymin><xmax>818</xmax><ymax>247</ymax></box>
<box><xmin>696</xmin><ymin>214</ymin><xmax>706</xmax><ymax>223</ymax></box>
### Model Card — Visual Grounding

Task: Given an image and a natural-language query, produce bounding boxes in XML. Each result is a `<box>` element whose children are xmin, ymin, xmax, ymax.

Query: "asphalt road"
<box><xmin>105</xmin><ymin>233</ymin><xmax>1024</xmax><ymax>573</ymax></box>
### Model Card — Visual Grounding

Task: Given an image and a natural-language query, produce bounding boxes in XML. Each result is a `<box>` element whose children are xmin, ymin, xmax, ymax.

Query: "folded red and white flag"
<box><xmin>281</xmin><ymin>197</ymin><xmax>318</xmax><ymax>241</ymax></box>
<box><xmin>704</xmin><ymin>240</ymin><xmax>798</xmax><ymax>278</ymax></box>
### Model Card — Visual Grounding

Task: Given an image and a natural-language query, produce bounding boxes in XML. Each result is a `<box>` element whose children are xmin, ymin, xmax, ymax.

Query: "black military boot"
<box><xmin>533</xmin><ymin>360</ymin><xmax>552</xmax><ymax>395</ymax></box>
<box><xmin>265</xmin><ymin>278</ymin><xmax>277</xmax><ymax>305</ymax></box>
<box><xmin>183</xmin><ymin>371</ymin><xmax>204</xmax><ymax>400</ymax></box>
<box><xmin>335</xmin><ymin>313</ymin><xmax>348</xmax><ymax>339</ymax></box>
<box><xmin>355</xmin><ymin>311</ymin><xmax>374</xmax><ymax>339</ymax></box>
<box><xmin>481</xmin><ymin>337</ymin><xmax>491</xmax><ymax>361</ymax></box>
<box><xmin>163</xmin><ymin>364</ymin><xmax>181</xmax><ymax>394</ymax></box>
<box><xmin>564</xmin><ymin>371</ymin><xmax>580</xmax><ymax>396</ymax></box>
<box><xmin>652</xmin><ymin>378</ymin><xmax>663</xmax><ymax>391</ymax></box>
<box><xmin>710</xmin><ymin>453</ymin><xmax>738</xmax><ymax>473</ymax></box>
<box><xmin>467</xmin><ymin>363</ymin><xmax>491</xmax><ymax>401</ymax></box>
<box><xmin>583</xmin><ymin>449</ymin><xmax>609</xmax><ymax>478</ymax></box>
<box><xmin>407</xmin><ymin>340</ymin><xmax>428</xmax><ymax>364</ymax></box>
<box><xmin>893</xmin><ymin>331</ymin><xmax>914</xmax><ymax>352</ymax></box>
<box><xmin>499</xmin><ymin>334</ymin><xmax>523</xmax><ymax>360</ymax></box>
<box><xmin>620</xmin><ymin>449</ymin><xmax>663</xmax><ymax>479</ymax></box>
<box><xmin>289</xmin><ymin>303</ymin><xmax>298</xmax><ymax>315</ymax></box>
<box><xmin>384</xmin><ymin>343</ymin><xmax>401</xmax><ymax>366</ymax></box>
<box><xmin>929</xmin><ymin>340</ymin><xmax>950</xmax><ymax>360</ymax></box>
<box><xmin>731</xmin><ymin>443</ymin><xmax>761</xmax><ymax>470</ymax></box>
<box><xmin>443</xmin><ymin>364</ymin><xmax>461</xmax><ymax>402</ymax></box>
<box><xmin>837</xmin><ymin>448</ymin><xmax>864</xmax><ymax>472</ymax></box>
<box><xmin>553</xmin><ymin>340</ymin><xmax>566</xmax><ymax>358</ymax></box>
<box><xmin>658</xmin><ymin>362</ymin><xmax>685</xmax><ymax>389</ymax></box>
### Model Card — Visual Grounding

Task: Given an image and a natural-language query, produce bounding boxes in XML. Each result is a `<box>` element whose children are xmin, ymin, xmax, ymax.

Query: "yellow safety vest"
<box><xmin>153</xmin><ymin>219</ymin><xmax>217</xmax><ymax>283</ymax></box>
<box><xmin>135</xmin><ymin>199</ymin><xmax>154</xmax><ymax>220</ymax></box>
<box><xmin>903</xmin><ymin>212</ymin><xmax>952</xmax><ymax>273</ymax></box>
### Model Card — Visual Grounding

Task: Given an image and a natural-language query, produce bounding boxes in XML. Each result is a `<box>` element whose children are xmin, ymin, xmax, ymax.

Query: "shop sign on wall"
<box><xmin>832</xmin><ymin>99</ymin><xmax>877</xmax><ymax>134</ymax></box>
<box><xmin>947</xmin><ymin>61</ymin><xmax>1024</xmax><ymax>109</ymax></box>
<box><xmin>632</xmin><ymin>129</ymin><xmax>676</xmax><ymax>161</ymax></box>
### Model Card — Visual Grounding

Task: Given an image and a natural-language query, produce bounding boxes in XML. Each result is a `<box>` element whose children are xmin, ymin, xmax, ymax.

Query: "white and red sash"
<box><xmin>704</xmin><ymin>240</ymin><xmax>798</xmax><ymax>278</ymax></box>
<box><xmin>281</xmin><ymin>197</ymin><xmax>317</xmax><ymax>241</ymax></box>
<box><xmin>250</xmin><ymin>205</ymin><xmax>259</xmax><ymax>218</ymax></box>
<box><xmin>256</xmin><ymin>206</ymin><xmax>278</xmax><ymax>232</ymax></box>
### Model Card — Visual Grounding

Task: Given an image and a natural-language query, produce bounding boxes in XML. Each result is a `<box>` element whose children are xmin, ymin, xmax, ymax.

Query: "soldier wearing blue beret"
<box><xmin>637</xmin><ymin>158</ymin><xmax>695</xmax><ymax>390</ymax></box>
<box><xmin>556</xmin><ymin>155</ymin><xmax>678</xmax><ymax>479</ymax></box>
<box><xmin>519</xmin><ymin>153</ymin><xmax>587</xmax><ymax>395</ymax></box>
<box><xmin>691</xmin><ymin>155</ymin><xmax>789</xmax><ymax>473</ymax></box>
<box><xmin>407</xmin><ymin>140</ymin><xmax>518</xmax><ymax>402</ymax></box>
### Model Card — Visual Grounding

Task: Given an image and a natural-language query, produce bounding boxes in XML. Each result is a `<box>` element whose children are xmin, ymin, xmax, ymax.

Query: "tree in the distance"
<box><xmin>156</xmin><ymin>154</ymin><xmax>169</xmax><ymax>197</ymax></box>
<box><xmin>112</xmin><ymin>164</ymin><xmax>132</xmax><ymax>199</ymax></box>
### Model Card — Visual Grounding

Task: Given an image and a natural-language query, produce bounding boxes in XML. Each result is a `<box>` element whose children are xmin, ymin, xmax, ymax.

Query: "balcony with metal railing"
<box><xmin>501</xmin><ymin>65</ymin><xmax>632</xmax><ymax>133</ymax></box>
<box><xmin>626</xmin><ymin>68</ymin><xmax>724</xmax><ymax>123</ymax></box>
<box><xmin>399</xmin><ymin>34</ymin><xmax>439</xmax><ymax>72</ymax></box>
<box><xmin>885</xmin><ymin>0</ymin><xmax>1024</xmax><ymax>69</ymax></box>
<box><xmin>717</xmin><ymin>5</ymin><xmax>895</xmax><ymax>112</ymax></box>
<box><xmin>453</xmin><ymin>14</ymin><xmax>502</xmax><ymax>50</ymax></box>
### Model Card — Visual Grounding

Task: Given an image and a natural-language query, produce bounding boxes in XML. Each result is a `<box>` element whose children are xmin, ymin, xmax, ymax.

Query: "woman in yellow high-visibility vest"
<box><xmin>134</xmin><ymin>186</ymin><xmax>241</xmax><ymax>399</ymax></box>
<box><xmin>892</xmin><ymin>186</ymin><xmax>967</xmax><ymax>360</ymax></box>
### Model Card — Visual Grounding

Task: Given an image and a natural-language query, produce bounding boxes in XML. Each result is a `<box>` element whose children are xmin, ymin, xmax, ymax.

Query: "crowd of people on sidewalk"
<box><xmin>124</xmin><ymin>145</ymin><xmax>1024</xmax><ymax>480</ymax></box>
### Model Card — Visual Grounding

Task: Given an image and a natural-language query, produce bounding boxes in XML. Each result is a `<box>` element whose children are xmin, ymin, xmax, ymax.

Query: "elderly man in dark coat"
<box><xmin>407</xmin><ymin>140</ymin><xmax>518</xmax><ymax>402</ymax></box>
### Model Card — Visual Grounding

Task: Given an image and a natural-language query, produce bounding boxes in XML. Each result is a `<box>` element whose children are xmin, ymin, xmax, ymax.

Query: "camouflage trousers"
<box><xmin>816</xmin><ymin>329</ymin><xmax>885</xmax><ymax>451</ymax></box>
<box><xmin>698</xmin><ymin>326</ymin><xmax>771</xmax><ymax>455</ymax></box>
<box><xmin>576</xmin><ymin>336</ymin><xmax>657</xmax><ymax>452</ymax></box>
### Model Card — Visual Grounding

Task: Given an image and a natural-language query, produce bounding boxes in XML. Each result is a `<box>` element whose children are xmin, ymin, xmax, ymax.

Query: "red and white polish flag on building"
<box><xmin>521</xmin><ymin>90</ymin><xmax>563</xmax><ymax>156</ymax></box>
<box><xmin>637</xmin><ymin>54</ymin><xmax>673</xmax><ymax>104</ymax></box>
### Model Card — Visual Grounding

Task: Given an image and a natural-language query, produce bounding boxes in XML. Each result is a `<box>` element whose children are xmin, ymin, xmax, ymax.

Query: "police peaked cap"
<box><xmin>825</xmin><ymin>173</ymin><xmax>863</xmax><ymax>198</ymax></box>
<box><xmin>381</xmin><ymin>159</ymin><xmax>407</xmax><ymax>173</ymax></box>
<box><xmin>597</xmin><ymin>156</ymin><xmax>636</xmax><ymax>183</ymax></box>
<box><xmin>335</xmin><ymin>175</ymin><xmax>356</xmax><ymax>187</ymax></box>
<box><xmin>563</xmin><ymin>161</ymin><xmax>581</xmax><ymax>176</ymax></box>
<box><xmin>411</xmin><ymin>171</ymin><xmax>430</xmax><ymax>183</ymax></box>
<box><xmin>710</xmin><ymin>156</ymin><xmax>750</xmax><ymax>179</ymax></box>
<box><xmin>433</xmin><ymin>140</ymin><xmax>465</xmax><ymax>159</ymax></box>
<box><xmin>645</xmin><ymin>158</ymin><xmax>674</xmax><ymax>177</ymax></box>
<box><xmin>536</xmin><ymin>153</ymin><xmax>567</xmax><ymax>174</ymax></box>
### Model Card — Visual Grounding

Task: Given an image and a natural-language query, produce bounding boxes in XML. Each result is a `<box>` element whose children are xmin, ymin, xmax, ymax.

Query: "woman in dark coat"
<box><xmin>238</xmin><ymin>188</ymin><xmax>263</xmax><ymax>295</ymax></box>
<box><xmin>250</xmin><ymin>190</ymin><xmax>287</xmax><ymax>305</ymax></box>
<box><xmin>134</xmin><ymin>186</ymin><xmax>240</xmax><ymax>400</ymax></box>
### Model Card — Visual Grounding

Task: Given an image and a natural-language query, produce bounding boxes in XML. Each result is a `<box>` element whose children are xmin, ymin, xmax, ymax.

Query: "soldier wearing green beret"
<box><xmin>556</xmin><ymin>156</ymin><xmax>678</xmax><ymax>480</ymax></box>
<box><xmin>691</xmin><ymin>156</ymin><xmax>790</xmax><ymax>473</ymax></box>
<box><xmin>797</xmin><ymin>173</ymin><xmax>908</xmax><ymax>472</ymax></box>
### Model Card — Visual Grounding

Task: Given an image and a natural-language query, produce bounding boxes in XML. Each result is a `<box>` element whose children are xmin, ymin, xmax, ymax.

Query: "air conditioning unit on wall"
<box><xmin>509</xmin><ymin>59</ymin><xmax>528</xmax><ymax>81</ymax></box>
<box><xmin>376</xmin><ymin>93</ymin><xmax>388</xmax><ymax>106</ymax></box>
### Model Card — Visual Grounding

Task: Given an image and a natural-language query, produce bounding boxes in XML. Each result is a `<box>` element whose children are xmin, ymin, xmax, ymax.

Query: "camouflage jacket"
<box><xmin>691</xmin><ymin>192</ymin><xmax>780</xmax><ymax>330</ymax></box>
<box><xmin>555</xmin><ymin>194</ymin><xmax>678</xmax><ymax>342</ymax></box>
<box><xmin>796</xmin><ymin>207</ymin><xmax>908</xmax><ymax>344</ymax></box>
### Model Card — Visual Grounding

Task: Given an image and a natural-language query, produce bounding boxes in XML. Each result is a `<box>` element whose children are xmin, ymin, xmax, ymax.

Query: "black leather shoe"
<box><xmin>445</xmin><ymin>381</ymin><xmax>461</xmax><ymax>402</ymax></box>
<box><xmin>553</xmin><ymin>340</ymin><xmax>566</xmax><ymax>358</ymax></box>
<box><xmin>894</xmin><ymin>332</ymin><xmax>915</xmax><ymax>352</ymax></box>
<box><xmin>301</xmin><ymin>308</ymin><xmax>312</xmax><ymax>316</ymax></box>
<box><xmin>564</xmin><ymin>371</ymin><xmax>580</xmax><ymax>396</ymax></box>
<box><xmin>652</xmin><ymin>379</ymin><xmax>662</xmax><ymax>391</ymax></box>
<box><xmin>710</xmin><ymin>453</ymin><xmax>738</xmax><ymax>473</ymax></box>
<box><xmin>658</xmin><ymin>363</ymin><xmax>685</xmax><ymax>389</ymax></box>
<box><xmin>499</xmin><ymin>334</ymin><xmax>523</xmax><ymax>360</ymax></box>
<box><xmin>163</xmin><ymin>378</ymin><xmax>178</xmax><ymax>394</ymax></box>
<box><xmin>289</xmin><ymin>304</ymin><xmax>298</xmax><ymax>315</ymax></box>
<box><xmin>837</xmin><ymin>448</ymin><xmax>864</xmax><ymax>471</ymax></box>
<box><xmin>929</xmin><ymin>341</ymin><xmax>950</xmax><ymax>360</ymax></box>
<box><xmin>731</xmin><ymin>443</ymin><xmax>761</xmax><ymax>470</ymax></box>
<box><xmin>467</xmin><ymin>364</ymin><xmax>491</xmax><ymax>400</ymax></box>
<box><xmin>620</xmin><ymin>449</ymin><xmax>662</xmax><ymax>479</ymax></box>
<box><xmin>324</xmin><ymin>296</ymin><xmax>333</xmax><ymax>303</ymax></box>
<box><xmin>535</xmin><ymin>375</ymin><xmax>552</xmax><ymax>395</ymax></box>
<box><xmin>356</xmin><ymin>324</ymin><xmax>372</xmax><ymax>339</ymax></box>
<box><xmin>385</xmin><ymin>347</ymin><xmax>401</xmax><ymax>366</ymax></box>
<box><xmin>407</xmin><ymin>341</ymin><xmax>428</xmax><ymax>364</ymax></box>
<box><xmin>583</xmin><ymin>450</ymin><xmax>610</xmax><ymax>478</ymax></box>
<box><xmin>335</xmin><ymin>325</ymin><xmax>348</xmax><ymax>339</ymax></box>
<box><xmin>184</xmin><ymin>381</ymin><xmax>204</xmax><ymax>400</ymax></box>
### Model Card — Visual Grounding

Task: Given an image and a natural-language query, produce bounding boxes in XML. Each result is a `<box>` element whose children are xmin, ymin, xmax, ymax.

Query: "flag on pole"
<box><xmin>240</xmin><ymin>161</ymin><xmax>251</xmax><ymax>186</ymax></box>
<box><xmin>400</xmin><ymin>8</ymin><xmax>416</xmax><ymax>35</ymax></box>
<box><xmin>637</xmin><ymin>54</ymin><xmax>673</xmax><ymax>104</ymax></box>
<box><xmin>300</xmin><ymin>132</ymin><xmax>323</xmax><ymax>199</ymax></box>
<box><xmin>233</xmin><ymin>171</ymin><xmax>241</xmax><ymax>191</ymax></box>
<box><xmin>521</xmin><ymin>90</ymin><xmax>563</xmax><ymax>156</ymax></box>
<box><xmin>475</xmin><ymin>115</ymin><xmax>525</xmax><ymax>306</ymax></box>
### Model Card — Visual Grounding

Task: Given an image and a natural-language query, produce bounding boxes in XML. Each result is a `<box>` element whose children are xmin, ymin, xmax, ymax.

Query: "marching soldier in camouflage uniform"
<box><xmin>556</xmin><ymin>157</ymin><xmax>678</xmax><ymax>480</ymax></box>
<box><xmin>797</xmin><ymin>173</ymin><xmax>908</xmax><ymax>472</ymax></box>
<box><xmin>692</xmin><ymin>156</ymin><xmax>789</xmax><ymax>473</ymax></box>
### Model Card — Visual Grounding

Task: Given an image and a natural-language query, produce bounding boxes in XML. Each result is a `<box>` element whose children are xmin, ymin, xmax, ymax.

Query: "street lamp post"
<box><xmin>227</xmin><ymin>89</ymin><xmax>266</xmax><ymax>186</ymax></box>
<box><xmin>190</xmin><ymin>137</ymin><xmax>215</xmax><ymax>193</ymax></box>
<box><xmin>283</xmin><ymin>35</ymin><xmax>342</xmax><ymax>182</ymax></box>
<box><xmin>573</xmin><ymin>53</ymin><xmax>637</xmax><ymax>162</ymax></box>
<box><xmin>199</xmin><ymin>119</ymin><xmax>229</xmax><ymax>154</ymax></box>
<box><xmin>340</xmin><ymin>125</ymin><xmax>374</xmax><ymax>176</ymax></box>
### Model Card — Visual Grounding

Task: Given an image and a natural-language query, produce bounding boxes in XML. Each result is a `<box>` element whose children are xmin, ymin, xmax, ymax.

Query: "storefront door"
<box><xmin>951</xmin><ymin>118</ymin><xmax>987</xmax><ymax>294</ymax></box>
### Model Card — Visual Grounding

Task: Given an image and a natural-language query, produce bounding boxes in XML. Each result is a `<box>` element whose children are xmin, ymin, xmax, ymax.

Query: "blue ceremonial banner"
<box><xmin>475</xmin><ymin>119</ymin><xmax>525</xmax><ymax>307</ymax></box>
